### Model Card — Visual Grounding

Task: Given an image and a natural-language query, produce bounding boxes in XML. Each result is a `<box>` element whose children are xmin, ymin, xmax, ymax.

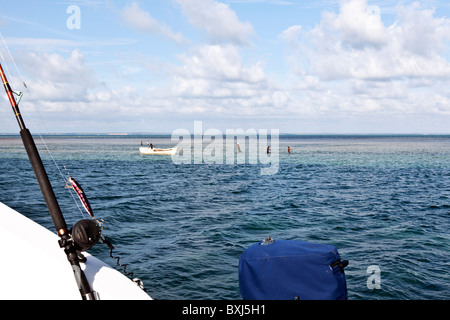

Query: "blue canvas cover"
<box><xmin>239</xmin><ymin>239</ymin><xmax>348</xmax><ymax>300</ymax></box>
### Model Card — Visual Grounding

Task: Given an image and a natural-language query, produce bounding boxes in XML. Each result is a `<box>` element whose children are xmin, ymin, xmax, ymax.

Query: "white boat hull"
<box><xmin>0</xmin><ymin>202</ymin><xmax>152</xmax><ymax>300</ymax></box>
<box><xmin>139</xmin><ymin>146</ymin><xmax>177</xmax><ymax>155</ymax></box>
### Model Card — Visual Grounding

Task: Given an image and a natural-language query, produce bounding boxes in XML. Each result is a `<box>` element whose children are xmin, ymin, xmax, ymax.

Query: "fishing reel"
<box><xmin>70</xmin><ymin>219</ymin><xmax>101</xmax><ymax>252</ymax></box>
<box><xmin>58</xmin><ymin>219</ymin><xmax>101</xmax><ymax>263</ymax></box>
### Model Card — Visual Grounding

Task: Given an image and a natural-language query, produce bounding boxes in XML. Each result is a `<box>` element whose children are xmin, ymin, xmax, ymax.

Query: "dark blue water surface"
<box><xmin>0</xmin><ymin>134</ymin><xmax>449</xmax><ymax>300</ymax></box>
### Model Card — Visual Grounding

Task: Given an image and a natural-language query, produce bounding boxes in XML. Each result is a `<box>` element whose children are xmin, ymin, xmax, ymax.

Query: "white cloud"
<box><xmin>10</xmin><ymin>44</ymin><xmax>281</xmax><ymax>128</ymax></box>
<box><xmin>283</xmin><ymin>0</ymin><xmax>450</xmax><ymax>81</ymax></box>
<box><xmin>175</xmin><ymin>44</ymin><xmax>265</xmax><ymax>83</ymax></box>
<box><xmin>121</xmin><ymin>2</ymin><xmax>186</xmax><ymax>45</ymax></box>
<box><xmin>275</xmin><ymin>0</ymin><xmax>450</xmax><ymax>123</ymax></box>
<box><xmin>395</xmin><ymin>2</ymin><xmax>450</xmax><ymax>57</ymax></box>
<box><xmin>167</xmin><ymin>44</ymin><xmax>287</xmax><ymax>115</ymax></box>
<box><xmin>18</xmin><ymin>49</ymin><xmax>96</xmax><ymax>102</ymax></box>
<box><xmin>176</xmin><ymin>0</ymin><xmax>255</xmax><ymax>45</ymax></box>
<box><xmin>279</xmin><ymin>25</ymin><xmax>302</xmax><ymax>47</ymax></box>
<box><xmin>328</xmin><ymin>0</ymin><xmax>388</xmax><ymax>50</ymax></box>
<box><xmin>12</xmin><ymin>50</ymin><xmax>153</xmax><ymax>122</ymax></box>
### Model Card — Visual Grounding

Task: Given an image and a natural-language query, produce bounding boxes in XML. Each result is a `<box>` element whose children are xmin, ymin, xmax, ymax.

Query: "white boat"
<box><xmin>139</xmin><ymin>146</ymin><xmax>178</xmax><ymax>155</ymax></box>
<box><xmin>0</xmin><ymin>201</ymin><xmax>152</xmax><ymax>300</ymax></box>
<box><xmin>0</xmin><ymin>62</ymin><xmax>152</xmax><ymax>300</ymax></box>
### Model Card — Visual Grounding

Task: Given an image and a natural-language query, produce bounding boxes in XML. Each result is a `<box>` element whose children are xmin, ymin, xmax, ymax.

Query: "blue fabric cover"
<box><xmin>239</xmin><ymin>239</ymin><xmax>347</xmax><ymax>300</ymax></box>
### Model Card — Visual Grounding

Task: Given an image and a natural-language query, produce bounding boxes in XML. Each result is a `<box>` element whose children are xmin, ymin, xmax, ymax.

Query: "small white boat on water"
<box><xmin>139</xmin><ymin>146</ymin><xmax>178</xmax><ymax>155</ymax></box>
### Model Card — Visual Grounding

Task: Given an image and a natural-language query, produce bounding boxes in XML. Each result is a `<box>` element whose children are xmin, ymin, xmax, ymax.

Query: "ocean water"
<box><xmin>0</xmin><ymin>134</ymin><xmax>449</xmax><ymax>300</ymax></box>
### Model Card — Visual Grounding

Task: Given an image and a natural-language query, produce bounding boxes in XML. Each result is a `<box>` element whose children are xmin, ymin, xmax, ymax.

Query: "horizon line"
<box><xmin>1</xmin><ymin>132</ymin><xmax>450</xmax><ymax>136</ymax></box>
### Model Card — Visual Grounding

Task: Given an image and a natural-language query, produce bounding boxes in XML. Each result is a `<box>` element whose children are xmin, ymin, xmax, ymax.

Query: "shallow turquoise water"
<box><xmin>0</xmin><ymin>134</ymin><xmax>449</xmax><ymax>299</ymax></box>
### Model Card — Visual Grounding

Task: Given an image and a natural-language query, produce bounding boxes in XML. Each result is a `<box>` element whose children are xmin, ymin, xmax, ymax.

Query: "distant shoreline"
<box><xmin>1</xmin><ymin>133</ymin><xmax>450</xmax><ymax>139</ymax></box>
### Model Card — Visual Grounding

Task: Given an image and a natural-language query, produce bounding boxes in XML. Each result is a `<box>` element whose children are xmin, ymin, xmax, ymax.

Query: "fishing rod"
<box><xmin>0</xmin><ymin>62</ymin><xmax>98</xmax><ymax>300</ymax></box>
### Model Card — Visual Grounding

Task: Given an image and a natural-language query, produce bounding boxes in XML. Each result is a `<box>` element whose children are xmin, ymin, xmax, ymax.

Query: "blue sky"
<box><xmin>1</xmin><ymin>0</ymin><xmax>450</xmax><ymax>133</ymax></box>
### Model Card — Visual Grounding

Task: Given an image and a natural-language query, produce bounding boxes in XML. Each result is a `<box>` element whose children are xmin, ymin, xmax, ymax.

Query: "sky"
<box><xmin>1</xmin><ymin>0</ymin><xmax>450</xmax><ymax>134</ymax></box>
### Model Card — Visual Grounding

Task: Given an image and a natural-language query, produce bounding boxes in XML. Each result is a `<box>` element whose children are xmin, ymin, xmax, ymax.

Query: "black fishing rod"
<box><xmin>0</xmin><ymin>63</ymin><xmax>97</xmax><ymax>300</ymax></box>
